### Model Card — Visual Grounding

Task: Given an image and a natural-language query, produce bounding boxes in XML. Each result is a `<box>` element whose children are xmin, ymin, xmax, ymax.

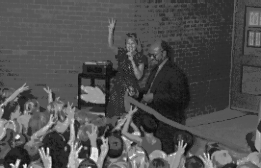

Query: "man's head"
<box><xmin>148</xmin><ymin>40</ymin><xmax>169</xmax><ymax>65</ymax></box>
<box><xmin>107</xmin><ymin>132</ymin><xmax>124</xmax><ymax>159</ymax></box>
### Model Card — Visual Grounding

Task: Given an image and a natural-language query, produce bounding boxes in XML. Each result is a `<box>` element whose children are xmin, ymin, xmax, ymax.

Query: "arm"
<box><xmin>122</xmin><ymin>114</ymin><xmax>142</xmax><ymax>144</ymax></box>
<box><xmin>130</xmin><ymin>122</ymin><xmax>140</xmax><ymax>135</ymax></box>
<box><xmin>87</xmin><ymin>125</ymin><xmax>99</xmax><ymax>162</ymax></box>
<box><xmin>68</xmin><ymin>118</ymin><xmax>75</xmax><ymax>146</ymax></box>
<box><xmin>31</xmin><ymin>115</ymin><xmax>54</xmax><ymax>142</ymax></box>
<box><xmin>31</xmin><ymin>122</ymin><xmax>52</xmax><ymax>142</ymax></box>
<box><xmin>131</xmin><ymin>61</ymin><xmax>144</xmax><ymax>80</ymax></box>
<box><xmin>108</xmin><ymin>29</ymin><xmax>118</xmax><ymax>54</ymax></box>
<box><xmin>108</xmin><ymin>18</ymin><xmax>118</xmax><ymax>54</ymax></box>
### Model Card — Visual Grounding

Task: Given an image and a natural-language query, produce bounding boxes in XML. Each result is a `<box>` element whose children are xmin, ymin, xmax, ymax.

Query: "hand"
<box><xmin>68</xmin><ymin>142</ymin><xmax>83</xmax><ymax>168</ymax></box>
<box><xmin>18</xmin><ymin>83</ymin><xmax>29</xmax><ymax>93</ymax></box>
<box><xmin>127</xmin><ymin>52</ymin><xmax>134</xmax><ymax>61</ymax></box>
<box><xmin>86</xmin><ymin>124</ymin><xmax>98</xmax><ymax>142</ymax></box>
<box><xmin>142</xmin><ymin>93</ymin><xmax>153</xmax><ymax>103</ymax></box>
<box><xmin>176</xmin><ymin>140</ymin><xmax>187</xmax><ymax>156</ymax></box>
<box><xmin>65</xmin><ymin>102</ymin><xmax>76</xmax><ymax>119</ymax></box>
<box><xmin>10</xmin><ymin>159</ymin><xmax>21</xmax><ymax>168</ymax></box>
<box><xmin>100</xmin><ymin>136</ymin><xmax>109</xmax><ymax>156</ymax></box>
<box><xmin>128</xmin><ymin>106</ymin><xmax>138</xmax><ymax>117</ymax></box>
<box><xmin>108</xmin><ymin>18</ymin><xmax>116</xmax><ymax>31</ymax></box>
<box><xmin>199</xmin><ymin>153</ymin><xmax>214</xmax><ymax>168</ymax></box>
<box><xmin>47</xmin><ymin>114</ymin><xmax>56</xmax><ymax>127</ymax></box>
<box><xmin>39</xmin><ymin>147</ymin><xmax>52</xmax><ymax>168</ymax></box>
<box><xmin>43</xmin><ymin>86</ymin><xmax>52</xmax><ymax>96</ymax></box>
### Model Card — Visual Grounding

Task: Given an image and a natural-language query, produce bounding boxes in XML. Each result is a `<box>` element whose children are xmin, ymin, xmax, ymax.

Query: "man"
<box><xmin>135</xmin><ymin>40</ymin><xmax>190</xmax><ymax>154</ymax></box>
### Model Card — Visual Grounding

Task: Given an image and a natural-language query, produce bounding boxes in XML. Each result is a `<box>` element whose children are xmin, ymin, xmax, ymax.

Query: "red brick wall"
<box><xmin>0</xmin><ymin>0</ymin><xmax>234</xmax><ymax>118</ymax></box>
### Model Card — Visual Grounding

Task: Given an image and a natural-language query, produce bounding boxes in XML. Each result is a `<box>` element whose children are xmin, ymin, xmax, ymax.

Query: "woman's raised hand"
<box><xmin>108</xmin><ymin>18</ymin><xmax>116</xmax><ymax>31</ymax></box>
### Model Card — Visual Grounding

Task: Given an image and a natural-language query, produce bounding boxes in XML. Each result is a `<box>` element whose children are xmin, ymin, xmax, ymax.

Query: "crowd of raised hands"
<box><xmin>0</xmin><ymin>83</ymin><xmax>260</xmax><ymax>168</ymax></box>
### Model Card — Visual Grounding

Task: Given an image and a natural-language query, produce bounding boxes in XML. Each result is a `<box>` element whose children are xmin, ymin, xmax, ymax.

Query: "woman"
<box><xmin>106</xmin><ymin>18</ymin><xmax>147</xmax><ymax>122</ymax></box>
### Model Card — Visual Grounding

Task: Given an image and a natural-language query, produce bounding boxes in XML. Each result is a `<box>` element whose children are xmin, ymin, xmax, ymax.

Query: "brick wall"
<box><xmin>135</xmin><ymin>0</ymin><xmax>234</xmax><ymax>117</ymax></box>
<box><xmin>0</xmin><ymin>0</ymin><xmax>234</xmax><ymax>118</ymax></box>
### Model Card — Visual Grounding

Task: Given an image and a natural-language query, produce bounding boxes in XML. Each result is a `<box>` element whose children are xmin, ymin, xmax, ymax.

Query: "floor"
<box><xmin>186</xmin><ymin>107</ymin><xmax>258</xmax><ymax>159</ymax></box>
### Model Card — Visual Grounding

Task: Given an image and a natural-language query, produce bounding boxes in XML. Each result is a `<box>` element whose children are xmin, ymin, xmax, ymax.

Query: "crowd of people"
<box><xmin>0</xmin><ymin>18</ymin><xmax>260</xmax><ymax>168</ymax></box>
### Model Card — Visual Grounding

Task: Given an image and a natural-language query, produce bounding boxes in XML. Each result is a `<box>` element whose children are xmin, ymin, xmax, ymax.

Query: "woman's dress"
<box><xmin>106</xmin><ymin>47</ymin><xmax>146</xmax><ymax>119</ymax></box>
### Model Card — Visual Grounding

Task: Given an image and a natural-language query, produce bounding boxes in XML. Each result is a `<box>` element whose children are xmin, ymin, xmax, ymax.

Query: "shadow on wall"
<box><xmin>168</xmin><ymin>43</ymin><xmax>191</xmax><ymax>114</ymax></box>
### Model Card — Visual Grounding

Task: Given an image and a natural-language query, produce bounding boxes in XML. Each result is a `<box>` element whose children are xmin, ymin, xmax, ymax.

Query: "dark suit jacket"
<box><xmin>140</xmin><ymin>60</ymin><xmax>189</xmax><ymax>124</ymax></box>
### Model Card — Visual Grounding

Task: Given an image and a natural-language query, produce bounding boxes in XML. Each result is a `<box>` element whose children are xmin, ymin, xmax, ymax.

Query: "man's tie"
<box><xmin>147</xmin><ymin>65</ymin><xmax>159</xmax><ymax>94</ymax></box>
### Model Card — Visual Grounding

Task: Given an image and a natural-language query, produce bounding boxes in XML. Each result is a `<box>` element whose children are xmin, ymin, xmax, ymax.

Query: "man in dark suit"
<box><xmin>136</xmin><ymin>40</ymin><xmax>190</xmax><ymax>154</ymax></box>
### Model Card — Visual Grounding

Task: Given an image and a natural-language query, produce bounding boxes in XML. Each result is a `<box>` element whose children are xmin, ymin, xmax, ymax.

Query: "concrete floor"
<box><xmin>186</xmin><ymin>107</ymin><xmax>258</xmax><ymax>159</ymax></box>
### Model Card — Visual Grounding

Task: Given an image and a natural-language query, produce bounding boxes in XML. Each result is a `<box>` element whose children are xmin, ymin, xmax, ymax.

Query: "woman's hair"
<box><xmin>185</xmin><ymin>156</ymin><xmax>204</xmax><ymax>168</ymax></box>
<box><xmin>173</xmin><ymin>130</ymin><xmax>194</xmax><ymax>155</ymax></box>
<box><xmin>125</xmin><ymin>33</ymin><xmax>142</xmax><ymax>52</ymax></box>
<box><xmin>4</xmin><ymin>146</ymin><xmax>31</xmax><ymax>168</ymax></box>
<box><xmin>140</xmin><ymin>114</ymin><xmax>158</xmax><ymax>134</ymax></box>
<box><xmin>47</xmin><ymin>101</ymin><xmax>66</xmax><ymax>122</ymax></box>
<box><xmin>27</xmin><ymin>111</ymin><xmax>50</xmax><ymax>136</ymax></box>
<box><xmin>107</xmin><ymin>132</ymin><xmax>124</xmax><ymax>158</ymax></box>
<box><xmin>78</xmin><ymin>158</ymin><xmax>98</xmax><ymax>168</ymax></box>
<box><xmin>149</xmin><ymin>158</ymin><xmax>169</xmax><ymax>168</ymax></box>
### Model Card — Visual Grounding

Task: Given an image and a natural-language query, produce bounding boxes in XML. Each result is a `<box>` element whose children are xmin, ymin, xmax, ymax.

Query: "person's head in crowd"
<box><xmin>78</xmin><ymin>139</ymin><xmax>91</xmax><ymax>159</ymax></box>
<box><xmin>185</xmin><ymin>156</ymin><xmax>204</xmax><ymax>168</ymax></box>
<box><xmin>24</xmin><ymin>99</ymin><xmax>40</xmax><ymax>115</ymax></box>
<box><xmin>107</xmin><ymin>131</ymin><xmax>124</xmax><ymax>159</ymax></box>
<box><xmin>1</xmin><ymin>88</ymin><xmax>15</xmax><ymax>100</ymax></box>
<box><xmin>221</xmin><ymin>162</ymin><xmax>237</xmax><ymax>168</ymax></box>
<box><xmin>27</xmin><ymin>111</ymin><xmax>50</xmax><ymax>137</ymax></box>
<box><xmin>3</xmin><ymin>146</ymin><xmax>31</xmax><ymax>168</ymax></box>
<box><xmin>148</xmin><ymin>40</ymin><xmax>170</xmax><ymax>66</ymax></box>
<box><xmin>78</xmin><ymin>157</ymin><xmax>98</xmax><ymax>168</ymax></box>
<box><xmin>2</xmin><ymin>100</ymin><xmax>20</xmax><ymax>120</ymax></box>
<box><xmin>47</xmin><ymin>101</ymin><xmax>66</xmax><ymax>122</ymax></box>
<box><xmin>42</xmin><ymin>131</ymin><xmax>69</xmax><ymax>168</ymax></box>
<box><xmin>139</xmin><ymin>113</ymin><xmax>158</xmax><ymax>136</ymax></box>
<box><xmin>173</xmin><ymin>130</ymin><xmax>194</xmax><ymax>155</ymax></box>
<box><xmin>236</xmin><ymin>161</ymin><xmax>259</xmax><ymax>168</ymax></box>
<box><xmin>211</xmin><ymin>150</ymin><xmax>234</xmax><ymax>168</ymax></box>
<box><xmin>125</xmin><ymin>33</ymin><xmax>141</xmax><ymax>53</ymax></box>
<box><xmin>149</xmin><ymin>158</ymin><xmax>170</xmax><ymax>168</ymax></box>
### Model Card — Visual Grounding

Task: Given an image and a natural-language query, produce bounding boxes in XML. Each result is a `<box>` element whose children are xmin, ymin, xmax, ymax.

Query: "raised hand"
<box><xmin>128</xmin><ymin>106</ymin><xmax>138</xmax><ymax>117</ymax></box>
<box><xmin>86</xmin><ymin>124</ymin><xmax>98</xmax><ymax>142</ymax></box>
<box><xmin>68</xmin><ymin>142</ymin><xmax>83</xmax><ymax>168</ymax></box>
<box><xmin>199</xmin><ymin>153</ymin><xmax>214</xmax><ymax>168</ymax></box>
<box><xmin>176</xmin><ymin>140</ymin><xmax>187</xmax><ymax>156</ymax></box>
<box><xmin>65</xmin><ymin>102</ymin><xmax>76</xmax><ymax>119</ymax></box>
<box><xmin>47</xmin><ymin>114</ymin><xmax>56</xmax><ymax>127</ymax></box>
<box><xmin>108</xmin><ymin>18</ymin><xmax>116</xmax><ymax>31</ymax></box>
<box><xmin>100</xmin><ymin>136</ymin><xmax>109</xmax><ymax>156</ymax></box>
<box><xmin>18</xmin><ymin>83</ymin><xmax>29</xmax><ymax>93</ymax></box>
<box><xmin>10</xmin><ymin>159</ymin><xmax>21</xmax><ymax>168</ymax></box>
<box><xmin>43</xmin><ymin>86</ymin><xmax>52</xmax><ymax>95</ymax></box>
<box><xmin>39</xmin><ymin>147</ymin><xmax>52</xmax><ymax>168</ymax></box>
